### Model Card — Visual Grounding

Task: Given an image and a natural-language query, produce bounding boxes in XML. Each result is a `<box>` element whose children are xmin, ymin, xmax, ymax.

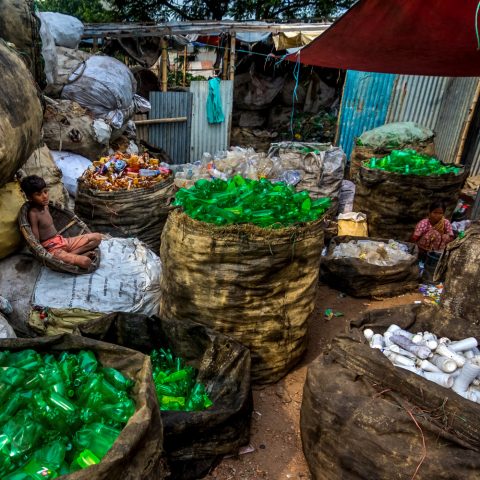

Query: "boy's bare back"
<box><xmin>28</xmin><ymin>206</ymin><xmax>58</xmax><ymax>242</ymax></box>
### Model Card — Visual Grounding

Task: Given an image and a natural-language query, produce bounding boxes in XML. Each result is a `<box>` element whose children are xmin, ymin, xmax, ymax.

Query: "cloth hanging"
<box><xmin>206</xmin><ymin>77</ymin><xmax>225</xmax><ymax>124</ymax></box>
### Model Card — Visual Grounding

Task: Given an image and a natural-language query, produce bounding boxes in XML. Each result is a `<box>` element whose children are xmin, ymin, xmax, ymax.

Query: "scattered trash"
<box><xmin>324</xmin><ymin>309</ymin><xmax>344</xmax><ymax>320</ymax></box>
<box><xmin>224</xmin><ymin>444</ymin><xmax>255</xmax><ymax>458</ymax></box>
<box><xmin>419</xmin><ymin>283</ymin><xmax>443</xmax><ymax>304</ymax></box>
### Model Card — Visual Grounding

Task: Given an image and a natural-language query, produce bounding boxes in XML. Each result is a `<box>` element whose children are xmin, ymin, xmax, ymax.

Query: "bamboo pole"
<box><xmin>161</xmin><ymin>37</ymin><xmax>168</xmax><ymax>92</ymax></box>
<box><xmin>222</xmin><ymin>36</ymin><xmax>229</xmax><ymax>80</ymax></box>
<box><xmin>183</xmin><ymin>46</ymin><xmax>187</xmax><ymax>86</ymax></box>
<box><xmin>135</xmin><ymin>117</ymin><xmax>187</xmax><ymax>125</ymax></box>
<box><xmin>229</xmin><ymin>32</ymin><xmax>236</xmax><ymax>81</ymax></box>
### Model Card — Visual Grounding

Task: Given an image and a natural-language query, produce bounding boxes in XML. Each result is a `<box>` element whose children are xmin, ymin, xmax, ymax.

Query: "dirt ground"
<box><xmin>206</xmin><ymin>281</ymin><xmax>423</xmax><ymax>480</ymax></box>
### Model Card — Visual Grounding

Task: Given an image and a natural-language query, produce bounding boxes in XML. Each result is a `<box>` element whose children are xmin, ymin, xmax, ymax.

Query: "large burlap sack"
<box><xmin>21</xmin><ymin>145</ymin><xmax>69</xmax><ymax>206</ymax></box>
<box><xmin>302</xmin><ymin>304</ymin><xmax>480</xmax><ymax>480</ymax></box>
<box><xmin>75</xmin><ymin>177</ymin><xmax>174</xmax><ymax>253</ymax></box>
<box><xmin>0</xmin><ymin>41</ymin><xmax>43</xmax><ymax>187</ymax></box>
<box><xmin>0</xmin><ymin>334</ymin><xmax>167</xmax><ymax>479</ymax></box>
<box><xmin>321</xmin><ymin>236</ymin><xmax>419</xmax><ymax>297</ymax></box>
<box><xmin>159</xmin><ymin>209</ymin><xmax>324</xmax><ymax>384</ymax></box>
<box><xmin>0</xmin><ymin>182</ymin><xmax>24</xmax><ymax>259</ymax></box>
<box><xmin>353</xmin><ymin>164</ymin><xmax>466</xmax><ymax>241</ymax></box>
<box><xmin>0</xmin><ymin>0</ymin><xmax>45</xmax><ymax>86</ymax></box>
<box><xmin>0</xmin><ymin>253</ymin><xmax>40</xmax><ymax>337</ymax></box>
<box><xmin>435</xmin><ymin>222</ymin><xmax>480</xmax><ymax>326</ymax></box>
<box><xmin>268</xmin><ymin>142</ymin><xmax>346</xmax><ymax>204</ymax></box>
<box><xmin>79</xmin><ymin>312</ymin><xmax>252</xmax><ymax>480</ymax></box>
<box><xmin>42</xmin><ymin>98</ymin><xmax>110</xmax><ymax>160</ymax></box>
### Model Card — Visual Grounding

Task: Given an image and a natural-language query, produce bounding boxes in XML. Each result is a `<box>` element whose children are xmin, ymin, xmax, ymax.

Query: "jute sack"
<box><xmin>79</xmin><ymin>312</ymin><xmax>253</xmax><ymax>480</ymax></box>
<box><xmin>353</xmin><ymin>164</ymin><xmax>466</xmax><ymax>241</ymax></box>
<box><xmin>321</xmin><ymin>236</ymin><xmax>419</xmax><ymax>297</ymax></box>
<box><xmin>75</xmin><ymin>177</ymin><xmax>175</xmax><ymax>252</ymax></box>
<box><xmin>0</xmin><ymin>182</ymin><xmax>24</xmax><ymax>259</ymax></box>
<box><xmin>435</xmin><ymin>222</ymin><xmax>480</xmax><ymax>326</ymax></box>
<box><xmin>302</xmin><ymin>304</ymin><xmax>480</xmax><ymax>480</ymax></box>
<box><xmin>0</xmin><ymin>334</ymin><xmax>167</xmax><ymax>479</ymax></box>
<box><xmin>21</xmin><ymin>145</ymin><xmax>69</xmax><ymax>206</ymax></box>
<box><xmin>0</xmin><ymin>40</ymin><xmax>43</xmax><ymax>187</ymax></box>
<box><xmin>349</xmin><ymin>141</ymin><xmax>435</xmax><ymax>180</ymax></box>
<box><xmin>159</xmin><ymin>209</ymin><xmax>325</xmax><ymax>384</ymax></box>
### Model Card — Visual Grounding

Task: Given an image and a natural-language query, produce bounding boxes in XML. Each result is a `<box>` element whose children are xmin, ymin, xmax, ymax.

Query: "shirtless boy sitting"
<box><xmin>20</xmin><ymin>175</ymin><xmax>102</xmax><ymax>269</ymax></box>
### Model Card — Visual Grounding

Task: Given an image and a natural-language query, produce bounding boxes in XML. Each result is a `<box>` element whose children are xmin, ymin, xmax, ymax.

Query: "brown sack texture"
<box><xmin>0</xmin><ymin>334</ymin><xmax>167</xmax><ymax>479</ymax></box>
<box><xmin>0</xmin><ymin>40</ymin><xmax>43</xmax><ymax>187</ymax></box>
<box><xmin>75</xmin><ymin>177</ymin><xmax>174</xmax><ymax>252</ymax></box>
<box><xmin>321</xmin><ymin>235</ymin><xmax>419</xmax><ymax>297</ymax></box>
<box><xmin>159</xmin><ymin>209</ymin><xmax>324</xmax><ymax>384</ymax></box>
<box><xmin>353</xmin><ymin>165</ymin><xmax>466</xmax><ymax>241</ymax></box>
<box><xmin>302</xmin><ymin>304</ymin><xmax>480</xmax><ymax>480</ymax></box>
<box><xmin>435</xmin><ymin>221</ymin><xmax>480</xmax><ymax>326</ymax></box>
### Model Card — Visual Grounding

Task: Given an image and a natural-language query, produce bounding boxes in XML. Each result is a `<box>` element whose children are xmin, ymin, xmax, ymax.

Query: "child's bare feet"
<box><xmin>85</xmin><ymin>251</ymin><xmax>96</xmax><ymax>260</ymax></box>
<box><xmin>77</xmin><ymin>255</ymin><xmax>92</xmax><ymax>269</ymax></box>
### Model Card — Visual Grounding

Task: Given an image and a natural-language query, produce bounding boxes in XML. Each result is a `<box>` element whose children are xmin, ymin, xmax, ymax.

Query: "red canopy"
<box><xmin>290</xmin><ymin>0</ymin><xmax>480</xmax><ymax>76</ymax></box>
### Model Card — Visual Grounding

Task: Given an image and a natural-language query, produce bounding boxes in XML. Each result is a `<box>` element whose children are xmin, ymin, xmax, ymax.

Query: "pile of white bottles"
<box><xmin>365</xmin><ymin>324</ymin><xmax>480</xmax><ymax>403</ymax></box>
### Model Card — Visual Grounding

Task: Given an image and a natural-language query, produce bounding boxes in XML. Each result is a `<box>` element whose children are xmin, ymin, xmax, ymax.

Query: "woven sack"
<box><xmin>159</xmin><ymin>209</ymin><xmax>324</xmax><ymax>383</ymax></box>
<box><xmin>75</xmin><ymin>177</ymin><xmax>174</xmax><ymax>253</ymax></box>
<box><xmin>353</xmin><ymin>164</ymin><xmax>466</xmax><ymax>241</ymax></box>
<box><xmin>0</xmin><ymin>333</ymin><xmax>167</xmax><ymax>479</ymax></box>
<box><xmin>321</xmin><ymin>236</ymin><xmax>419</xmax><ymax>297</ymax></box>
<box><xmin>302</xmin><ymin>304</ymin><xmax>480</xmax><ymax>480</ymax></box>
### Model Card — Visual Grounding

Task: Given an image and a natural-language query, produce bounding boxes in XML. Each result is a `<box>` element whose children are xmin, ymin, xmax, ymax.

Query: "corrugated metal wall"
<box><xmin>149</xmin><ymin>91</ymin><xmax>193</xmax><ymax>164</ymax></box>
<box><xmin>337</xmin><ymin>71</ymin><xmax>480</xmax><ymax>167</ymax></box>
<box><xmin>336</xmin><ymin>71</ymin><xmax>396</xmax><ymax>159</ymax></box>
<box><xmin>189</xmin><ymin>80</ymin><xmax>233</xmax><ymax>162</ymax></box>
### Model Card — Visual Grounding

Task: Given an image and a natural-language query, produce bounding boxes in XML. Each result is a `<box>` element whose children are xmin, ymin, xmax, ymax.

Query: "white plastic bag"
<box><xmin>51</xmin><ymin>150</ymin><xmax>91</xmax><ymax>197</ymax></box>
<box><xmin>38</xmin><ymin>17</ymin><xmax>57</xmax><ymax>86</ymax></box>
<box><xmin>37</xmin><ymin>12</ymin><xmax>84</xmax><ymax>49</ymax></box>
<box><xmin>62</xmin><ymin>55</ymin><xmax>137</xmax><ymax>129</ymax></box>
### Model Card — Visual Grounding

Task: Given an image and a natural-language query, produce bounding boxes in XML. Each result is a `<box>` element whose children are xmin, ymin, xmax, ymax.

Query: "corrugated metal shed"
<box><xmin>189</xmin><ymin>80</ymin><xmax>233</xmax><ymax>162</ymax></box>
<box><xmin>336</xmin><ymin>70</ymin><xmax>395</xmax><ymax>159</ymax></box>
<box><xmin>149</xmin><ymin>91</ymin><xmax>193</xmax><ymax>164</ymax></box>
<box><xmin>337</xmin><ymin>71</ymin><xmax>480</xmax><ymax>167</ymax></box>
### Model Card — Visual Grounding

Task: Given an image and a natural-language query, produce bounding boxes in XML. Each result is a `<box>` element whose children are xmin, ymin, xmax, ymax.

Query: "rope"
<box><xmin>289</xmin><ymin>51</ymin><xmax>301</xmax><ymax>137</ymax></box>
<box><xmin>476</xmin><ymin>1</ymin><xmax>480</xmax><ymax>49</ymax></box>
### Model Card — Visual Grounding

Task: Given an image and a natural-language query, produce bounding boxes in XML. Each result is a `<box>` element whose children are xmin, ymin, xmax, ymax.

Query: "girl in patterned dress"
<box><xmin>411</xmin><ymin>200</ymin><xmax>454</xmax><ymax>254</ymax></box>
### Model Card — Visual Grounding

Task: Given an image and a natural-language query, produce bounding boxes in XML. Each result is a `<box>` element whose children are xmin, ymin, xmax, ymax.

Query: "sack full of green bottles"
<box><xmin>151</xmin><ymin>349</ymin><xmax>213</xmax><ymax>412</ymax></box>
<box><xmin>0</xmin><ymin>349</ymin><xmax>135</xmax><ymax>479</ymax></box>
<box><xmin>365</xmin><ymin>149</ymin><xmax>461</xmax><ymax>176</ymax></box>
<box><xmin>173</xmin><ymin>175</ymin><xmax>332</xmax><ymax>228</ymax></box>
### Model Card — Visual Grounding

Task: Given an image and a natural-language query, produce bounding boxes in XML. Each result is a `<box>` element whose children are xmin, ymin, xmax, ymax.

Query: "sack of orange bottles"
<box><xmin>75</xmin><ymin>151</ymin><xmax>175</xmax><ymax>253</ymax></box>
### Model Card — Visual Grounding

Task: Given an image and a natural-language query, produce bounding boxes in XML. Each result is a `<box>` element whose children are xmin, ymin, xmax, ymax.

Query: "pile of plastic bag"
<box><xmin>332</xmin><ymin>239</ymin><xmax>414</xmax><ymax>266</ymax></box>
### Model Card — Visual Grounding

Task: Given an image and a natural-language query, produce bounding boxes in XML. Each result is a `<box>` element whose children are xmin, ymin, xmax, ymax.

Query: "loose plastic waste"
<box><xmin>82</xmin><ymin>152</ymin><xmax>172</xmax><ymax>191</ymax></box>
<box><xmin>332</xmin><ymin>239</ymin><xmax>413</xmax><ymax>266</ymax></box>
<box><xmin>0</xmin><ymin>349</ymin><xmax>134</xmax><ymax>478</ymax></box>
<box><xmin>173</xmin><ymin>175</ymin><xmax>331</xmax><ymax>228</ymax></box>
<box><xmin>150</xmin><ymin>349</ymin><xmax>213</xmax><ymax>411</ymax></box>
<box><xmin>419</xmin><ymin>283</ymin><xmax>443</xmax><ymax>304</ymax></box>
<box><xmin>365</xmin><ymin>149</ymin><xmax>460</xmax><ymax>176</ymax></box>
<box><xmin>366</xmin><ymin>325</ymin><xmax>480</xmax><ymax>402</ymax></box>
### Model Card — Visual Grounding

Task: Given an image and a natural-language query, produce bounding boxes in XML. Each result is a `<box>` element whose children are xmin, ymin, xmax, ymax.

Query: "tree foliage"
<box><xmin>35</xmin><ymin>0</ymin><xmax>118</xmax><ymax>23</ymax></box>
<box><xmin>108</xmin><ymin>0</ymin><xmax>355</xmax><ymax>22</ymax></box>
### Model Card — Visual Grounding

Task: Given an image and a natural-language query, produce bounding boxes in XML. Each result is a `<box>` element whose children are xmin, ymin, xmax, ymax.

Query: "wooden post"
<box><xmin>222</xmin><ymin>36</ymin><xmax>229</xmax><ymax>80</ymax></box>
<box><xmin>161</xmin><ymin>37</ymin><xmax>168</xmax><ymax>92</ymax></box>
<box><xmin>92</xmin><ymin>37</ymin><xmax>98</xmax><ymax>53</ymax></box>
<box><xmin>182</xmin><ymin>46</ymin><xmax>187</xmax><ymax>86</ymax></box>
<box><xmin>229</xmin><ymin>32</ymin><xmax>236</xmax><ymax>81</ymax></box>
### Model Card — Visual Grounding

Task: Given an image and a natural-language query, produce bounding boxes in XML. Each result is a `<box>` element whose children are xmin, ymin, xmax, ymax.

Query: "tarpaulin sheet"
<box><xmin>273</xmin><ymin>31</ymin><xmax>322</xmax><ymax>50</ymax></box>
<box><xmin>288</xmin><ymin>0</ymin><xmax>480</xmax><ymax>77</ymax></box>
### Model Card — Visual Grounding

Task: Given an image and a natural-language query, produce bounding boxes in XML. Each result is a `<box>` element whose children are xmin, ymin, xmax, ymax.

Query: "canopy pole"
<box><xmin>229</xmin><ymin>33</ymin><xmax>236</xmax><ymax>81</ymax></box>
<box><xmin>222</xmin><ymin>36</ymin><xmax>229</xmax><ymax>80</ymax></box>
<box><xmin>161</xmin><ymin>37</ymin><xmax>168</xmax><ymax>92</ymax></box>
<box><xmin>183</xmin><ymin>46</ymin><xmax>187</xmax><ymax>86</ymax></box>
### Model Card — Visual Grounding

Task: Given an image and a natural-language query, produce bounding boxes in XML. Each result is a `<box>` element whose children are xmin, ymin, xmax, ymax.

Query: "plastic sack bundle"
<box><xmin>62</xmin><ymin>55</ymin><xmax>138</xmax><ymax>129</ymax></box>
<box><xmin>79</xmin><ymin>312</ymin><xmax>252</xmax><ymax>480</ymax></box>
<box><xmin>0</xmin><ymin>334</ymin><xmax>166</xmax><ymax>479</ymax></box>
<box><xmin>0</xmin><ymin>182</ymin><xmax>24</xmax><ymax>260</ymax></box>
<box><xmin>321</xmin><ymin>236</ymin><xmax>419</xmax><ymax>297</ymax></box>
<box><xmin>51</xmin><ymin>151</ymin><xmax>92</xmax><ymax>197</ymax></box>
<box><xmin>28</xmin><ymin>238</ymin><xmax>162</xmax><ymax>335</ymax></box>
<box><xmin>37</xmin><ymin>12</ymin><xmax>84</xmax><ymax>49</ymax></box>
<box><xmin>301</xmin><ymin>304</ymin><xmax>480</xmax><ymax>480</ymax></box>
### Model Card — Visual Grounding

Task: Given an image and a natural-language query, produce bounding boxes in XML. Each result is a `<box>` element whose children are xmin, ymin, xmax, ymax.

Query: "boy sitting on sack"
<box><xmin>21</xmin><ymin>175</ymin><xmax>102</xmax><ymax>269</ymax></box>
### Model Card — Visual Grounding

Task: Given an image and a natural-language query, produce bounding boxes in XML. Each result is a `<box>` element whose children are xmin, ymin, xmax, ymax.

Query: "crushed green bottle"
<box><xmin>150</xmin><ymin>349</ymin><xmax>213</xmax><ymax>412</ymax></box>
<box><xmin>173</xmin><ymin>175</ymin><xmax>332</xmax><ymax>228</ymax></box>
<box><xmin>0</xmin><ymin>349</ymin><xmax>135</xmax><ymax>478</ymax></box>
<box><xmin>365</xmin><ymin>149</ymin><xmax>461</xmax><ymax>176</ymax></box>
